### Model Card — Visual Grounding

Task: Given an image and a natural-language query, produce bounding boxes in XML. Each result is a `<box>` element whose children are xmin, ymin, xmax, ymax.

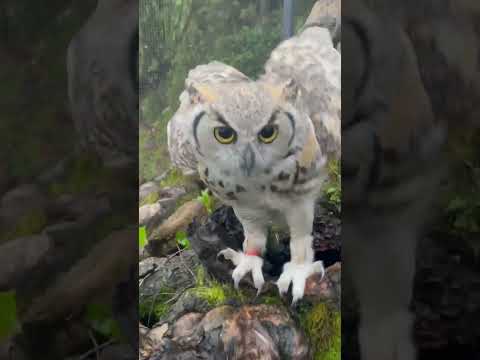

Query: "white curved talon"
<box><xmin>276</xmin><ymin>260</ymin><xmax>325</xmax><ymax>304</ymax></box>
<box><xmin>218</xmin><ymin>248</ymin><xmax>265</xmax><ymax>293</ymax></box>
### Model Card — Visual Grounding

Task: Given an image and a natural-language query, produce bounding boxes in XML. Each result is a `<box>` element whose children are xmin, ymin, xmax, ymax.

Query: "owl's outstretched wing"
<box><xmin>167</xmin><ymin>62</ymin><xmax>250</xmax><ymax>173</ymax></box>
<box><xmin>260</xmin><ymin>25</ymin><xmax>341</xmax><ymax>160</ymax></box>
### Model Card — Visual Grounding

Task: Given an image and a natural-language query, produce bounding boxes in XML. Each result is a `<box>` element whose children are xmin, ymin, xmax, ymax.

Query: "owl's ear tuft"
<box><xmin>263</xmin><ymin>78</ymin><xmax>301</xmax><ymax>103</ymax></box>
<box><xmin>187</xmin><ymin>83</ymin><xmax>219</xmax><ymax>104</ymax></box>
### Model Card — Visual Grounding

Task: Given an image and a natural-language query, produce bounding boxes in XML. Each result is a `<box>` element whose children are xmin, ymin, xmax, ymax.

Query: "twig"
<box><xmin>177</xmin><ymin>244</ymin><xmax>197</xmax><ymax>283</ymax></box>
<box><xmin>87</xmin><ymin>330</ymin><xmax>100</xmax><ymax>360</ymax></box>
<box><xmin>166</xmin><ymin>248</ymin><xmax>183</xmax><ymax>261</ymax></box>
<box><xmin>76</xmin><ymin>339</ymin><xmax>114</xmax><ymax>360</ymax></box>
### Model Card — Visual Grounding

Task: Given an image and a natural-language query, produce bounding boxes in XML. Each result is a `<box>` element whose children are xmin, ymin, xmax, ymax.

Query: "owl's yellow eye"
<box><xmin>213</xmin><ymin>126</ymin><xmax>236</xmax><ymax>144</ymax></box>
<box><xmin>258</xmin><ymin>124</ymin><xmax>278</xmax><ymax>144</ymax></box>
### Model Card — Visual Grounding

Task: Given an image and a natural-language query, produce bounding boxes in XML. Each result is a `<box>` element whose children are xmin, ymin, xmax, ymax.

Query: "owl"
<box><xmin>167</xmin><ymin>25</ymin><xmax>340</xmax><ymax>303</ymax></box>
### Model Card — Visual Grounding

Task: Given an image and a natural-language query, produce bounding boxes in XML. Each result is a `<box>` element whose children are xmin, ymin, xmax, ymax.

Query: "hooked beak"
<box><xmin>240</xmin><ymin>144</ymin><xmax>255</xmax><ymax>176</ymax></box>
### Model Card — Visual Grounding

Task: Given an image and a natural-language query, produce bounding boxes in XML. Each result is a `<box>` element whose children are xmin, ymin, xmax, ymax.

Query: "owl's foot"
<box><xmin>276</xmin><ymin>260</ymin><xmax>325</xmax><ymax>304</ymax></box>
<box><xmin>217</xmin><ymin>248</ymin><xmax>265</xmax><ymax>294</ymax></box>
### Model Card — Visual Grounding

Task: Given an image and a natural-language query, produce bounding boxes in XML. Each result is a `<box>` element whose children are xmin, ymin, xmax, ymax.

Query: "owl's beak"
<box><xmin>240</xmin><ymin>144</ymin><xmax>255</xmax><ymax>176</ymax></box>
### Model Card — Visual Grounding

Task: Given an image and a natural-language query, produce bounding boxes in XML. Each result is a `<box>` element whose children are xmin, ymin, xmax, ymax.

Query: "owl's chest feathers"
<box><xmin>198</xmin><ymin>153</ymin><xmax>326</xmax><ymax>211</ymax></box>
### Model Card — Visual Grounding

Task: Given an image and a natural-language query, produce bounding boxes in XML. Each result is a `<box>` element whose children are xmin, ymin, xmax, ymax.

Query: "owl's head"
<box><xmin>187</xmin><ymin>80</ymin><xmax>309</xmax><ymax>177</ymax></box>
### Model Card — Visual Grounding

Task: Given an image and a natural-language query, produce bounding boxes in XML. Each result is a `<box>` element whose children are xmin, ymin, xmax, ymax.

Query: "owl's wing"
<box><xmin>167</xmin><ymin>62</ymin><xmax>250</xmax><ymax>174</ymax></box>
<box><xmin>260</xmin><ymin>25</ymin><xmax>341</xmax><ymax>160</ymax></box>
<box><xmin>301</xmin><ymin>0</ymin><xmax>341</xmax><ymax>47</ymax></box>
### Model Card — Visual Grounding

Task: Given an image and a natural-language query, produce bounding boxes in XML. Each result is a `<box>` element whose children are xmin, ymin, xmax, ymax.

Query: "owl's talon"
<box><xmin>276</xmin><ymin>260</ymin><xmax>325</xmax><ymax>303</ymax></box>
<box><xmin>218</xmin><ymin>248</ymin><xmax>264</xmax><ymax>292</ymax></box>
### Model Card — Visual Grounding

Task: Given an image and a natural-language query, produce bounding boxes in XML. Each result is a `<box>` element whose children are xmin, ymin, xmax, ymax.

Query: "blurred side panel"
<box><xmin>342</xmin><ymin>0</ymin><xmax>480</xmax><ymax>359</ymax></box>
<box><xmin>0</xmin><ymin>1</ymin><xmax>139</xmax><ymax>359</ymax></box>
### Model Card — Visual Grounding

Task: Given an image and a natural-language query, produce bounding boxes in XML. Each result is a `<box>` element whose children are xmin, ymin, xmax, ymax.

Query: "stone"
<box><xmin>0</xmin><ymin>234</ymin><xmax>51</xmax><ymax>291</ymax></box>
<box><xmin>146</xmin><ymin>304</ymin><xmax>310</xmax><ymax>359</ymax></box>
<box><xmin>304</xmin><ymin>262</ymin><xmax>341</xmax><ymax>309</ymax></box>
<box><xmin>139</xmin><ymin>250</ymin><xmax>200</xmax><ymax>298</ymax></box>
<box><xmin>148</xmin><ymin>323</ymin><xmax>169</xmax><ymax>346</ymax></box>
<box><xmin>140</xmin><ymin>182</ymin><xmax>160</xmax><ymax>203</ymax></box>
<box><xmin>139</xmin><ymin>203</ymin><xmax>163</xmax><ymax>226</ymax></box>
<box><xmin>172</xmin><ymin>313</ymin><xmax>203</xmax><ymax>338</ymax></box>
<box><xmin>0</xmin><ymin>184</ymin><xmax>49</xmax><ymax>243</ymax></box>
<box><xmin>221</xmin><ymin>305</ymin><xmax>310</xmax><ymax>359</ymax></box>
<box><xmin>148</xmin><ymin>200</ymin><xmax>207</xmax><ymax>257</ymax></box>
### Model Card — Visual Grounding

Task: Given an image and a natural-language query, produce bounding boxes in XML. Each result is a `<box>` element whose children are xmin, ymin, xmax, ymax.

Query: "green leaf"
<box><xmin>0</xmin><ymin>291</ymin><xmax>18</xmax><ymax>340</ymax></box>
<box><xmin>175</xmin><ymin>230</ymin><xmax>190</xmax><ymax>249</ymax></box>
<box><xmin>139</xmin><ymin>226</ymin><xmax>147</xmax><ymax>249</ymax></box>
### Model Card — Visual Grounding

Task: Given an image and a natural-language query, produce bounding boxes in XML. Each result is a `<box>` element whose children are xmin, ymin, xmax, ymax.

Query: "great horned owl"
<box><xmin>167</xmin><ymin>25</ymin><xmax>340</xmax><ymax>302</ymax></box>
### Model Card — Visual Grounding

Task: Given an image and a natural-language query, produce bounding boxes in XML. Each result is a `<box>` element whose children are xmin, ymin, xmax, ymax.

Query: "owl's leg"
<box><xmin>277</xmin><ymin>199</ymin><xmax>324</xmax><ymax>303</ymax></box>
<box><xmin>218</xmin><ymin>208</ymin><xmax>267</xmax><ymax>294</ymax></box>
<box><xmin>343</xmin><ymin>219</ymin><xmax>417</xmax><ymax>360</ymax></box>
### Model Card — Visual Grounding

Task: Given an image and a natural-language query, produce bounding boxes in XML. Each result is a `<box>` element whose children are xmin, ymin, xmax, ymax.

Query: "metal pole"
<box><xmin>283</xmin><ymin>0</ymin><xmax>294</xmax><ymax>39</ymax></box>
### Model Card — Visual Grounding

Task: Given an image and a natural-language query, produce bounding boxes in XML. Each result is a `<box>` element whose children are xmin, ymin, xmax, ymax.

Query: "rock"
<box><xmin>139</xmin><ymin>250</ymin><xmax>200</xmax><ymax>298</ymax></box>
<box><xmin>139</xmin><ymin>203</ymin><xmax>165</xmax><ymax>226</ymax></box>
<box><xmin>147</xmin><ymin>304</ymin><xmax>310</xmax><ymax>359</ymax></box>
<box><xmin>0</xmin><ymin>234</ymin><xmax>51</xmax><ymax>291</ymax></box>
<box><xmin>172</xmin><ymin>313</ymin><xmax>203</xmax><ymax>338</ymax></box>
<box><xmin>0</xmin><ymin>184</ymin><xmax>49</xmax><ymax>243</ymax></box>
<box><xmin>304</xmin><ymin>262</ymin><xmax>341</xmax><ymax>309</ymax></box>
<box><xmin>199</xmin><ymin>306</ymin><xmax>235</xmax><ymax>333</ymax></box>
<box><xmin>51</xmin><ymin>195</ymin><xmax>111</xmax><ymax>221</ymax></box>
<box><xmin>159</xmin><ymin>186</ymin><xmax>187</xmax><ymax>203</ymax></box>
<box><xmin>221</xmin><ymin>305</ymin><xmax>309</xmax><ymax>359</ymax></box>
<box><xmin>140</xmin><ymin>182</ymin><xmax>160</xmax><ymax>203</ymax></box>
<box><xmin>148</xmin><ymin>323</ymin><xmax>169</xmax><ymax>346</ymax></box>
<box><xmin>157</xmin><ymin>288</ymin><xmax>211</xmax><ymax>326</ymax></box>
<box><xmin>148</xmin><ymin>200</ymin><xmax>208</xmax><ymax>257</ymax></box>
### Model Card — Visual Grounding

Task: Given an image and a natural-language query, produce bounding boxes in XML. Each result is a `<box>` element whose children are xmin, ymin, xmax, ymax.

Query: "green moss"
<box><xmin>299</xmin><ymin>303</ymin><xmax>341</xmax><ymax>360</ymax></box>
<box><xmin>140</xmin><ymin>191</ymin><xmax>160</xmax><ymax>206</ymax></box>
<box><xmin>192</xmin><ymin>266</ymin><xmax>246</xmax><ymax>307</ymax></box>
<box><xmin>160</xmin><ymin>168</ymin><xmax>187</xmax><ymax>188</ymax></box>
<box><xmin>1</xmin><ymin>209</ymin><xmax>47</xmax><ymax>242</ymax></box>
<box><xmin>260</xmin><ymin>295</ymin><xmax>284</xmax><ymax>306</ymax></box>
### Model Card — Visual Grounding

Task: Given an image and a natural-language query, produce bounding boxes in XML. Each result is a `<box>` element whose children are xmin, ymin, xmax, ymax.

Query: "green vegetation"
<box><xmin>140</xmin><ymin>192</ymin><xmax>160</xmax><ymax>206</ymax></box>
<box><xmin>193</xmin><ymin>266</ymin><xmax>246</xmax><ymax>306</ymax></box>
<box><xmin>139</xmin><ymin>287</ymin><xmax>177</xmax><ymax>326</ymax></box>
<box><xmin>299</xmin><ymin>303</ymin><xmax>341</xmax><ymax>360</ymax></box>
<box><xmin>175</xmin><ymin>230</ymin><xmax>191</xmax><ymax>250</ymax></box>
<box><xmin>139</xmin><ymin>226</ymin><xmax>148</xmax><ymax>250</ymax></box>
<box><xmin>197</xmin><ymin>189</ymin><xmax>215</xmax><ymax>215</ymax></box>
<box><xmin>85</xmin><ymin>302</ymin><xmax>122</xmax><ymax>340</ymax></box>
<box><xmin>0</xmin><ymin>291</ymin><xmax>18</xmax><ymax>340</ymax></box>
<box><xmin>159</xmin><ymin>168</ymin><xmax>187</xmax><ymax>188</ymax></box>
<box><xmin>323</xmin><ymin>159</ymin><xmax>341</xmax><ymax>212</ymax></box>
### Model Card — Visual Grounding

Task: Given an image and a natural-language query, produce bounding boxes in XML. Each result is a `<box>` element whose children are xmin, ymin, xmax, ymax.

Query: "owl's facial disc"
<box><xmin>193</xmin><ymin>106</ymin><xmax>297</xmax><ymax>177</ymax></box>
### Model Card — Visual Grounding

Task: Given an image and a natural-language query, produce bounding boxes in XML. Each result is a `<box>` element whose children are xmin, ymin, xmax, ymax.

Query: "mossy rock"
<box><xmin>0</xmin><ymin>208</ymin><xmax>47</xmax><ymax>243</ymax></box>
<box><xmin>139</xmin><ymin>191</ymin><xmax>160</xmax><ymax>207</ymax></box>
<box><xmin>299</xmin><ymin>303</ymin><xmax>341</xmax><ymax>360</ymax></box>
